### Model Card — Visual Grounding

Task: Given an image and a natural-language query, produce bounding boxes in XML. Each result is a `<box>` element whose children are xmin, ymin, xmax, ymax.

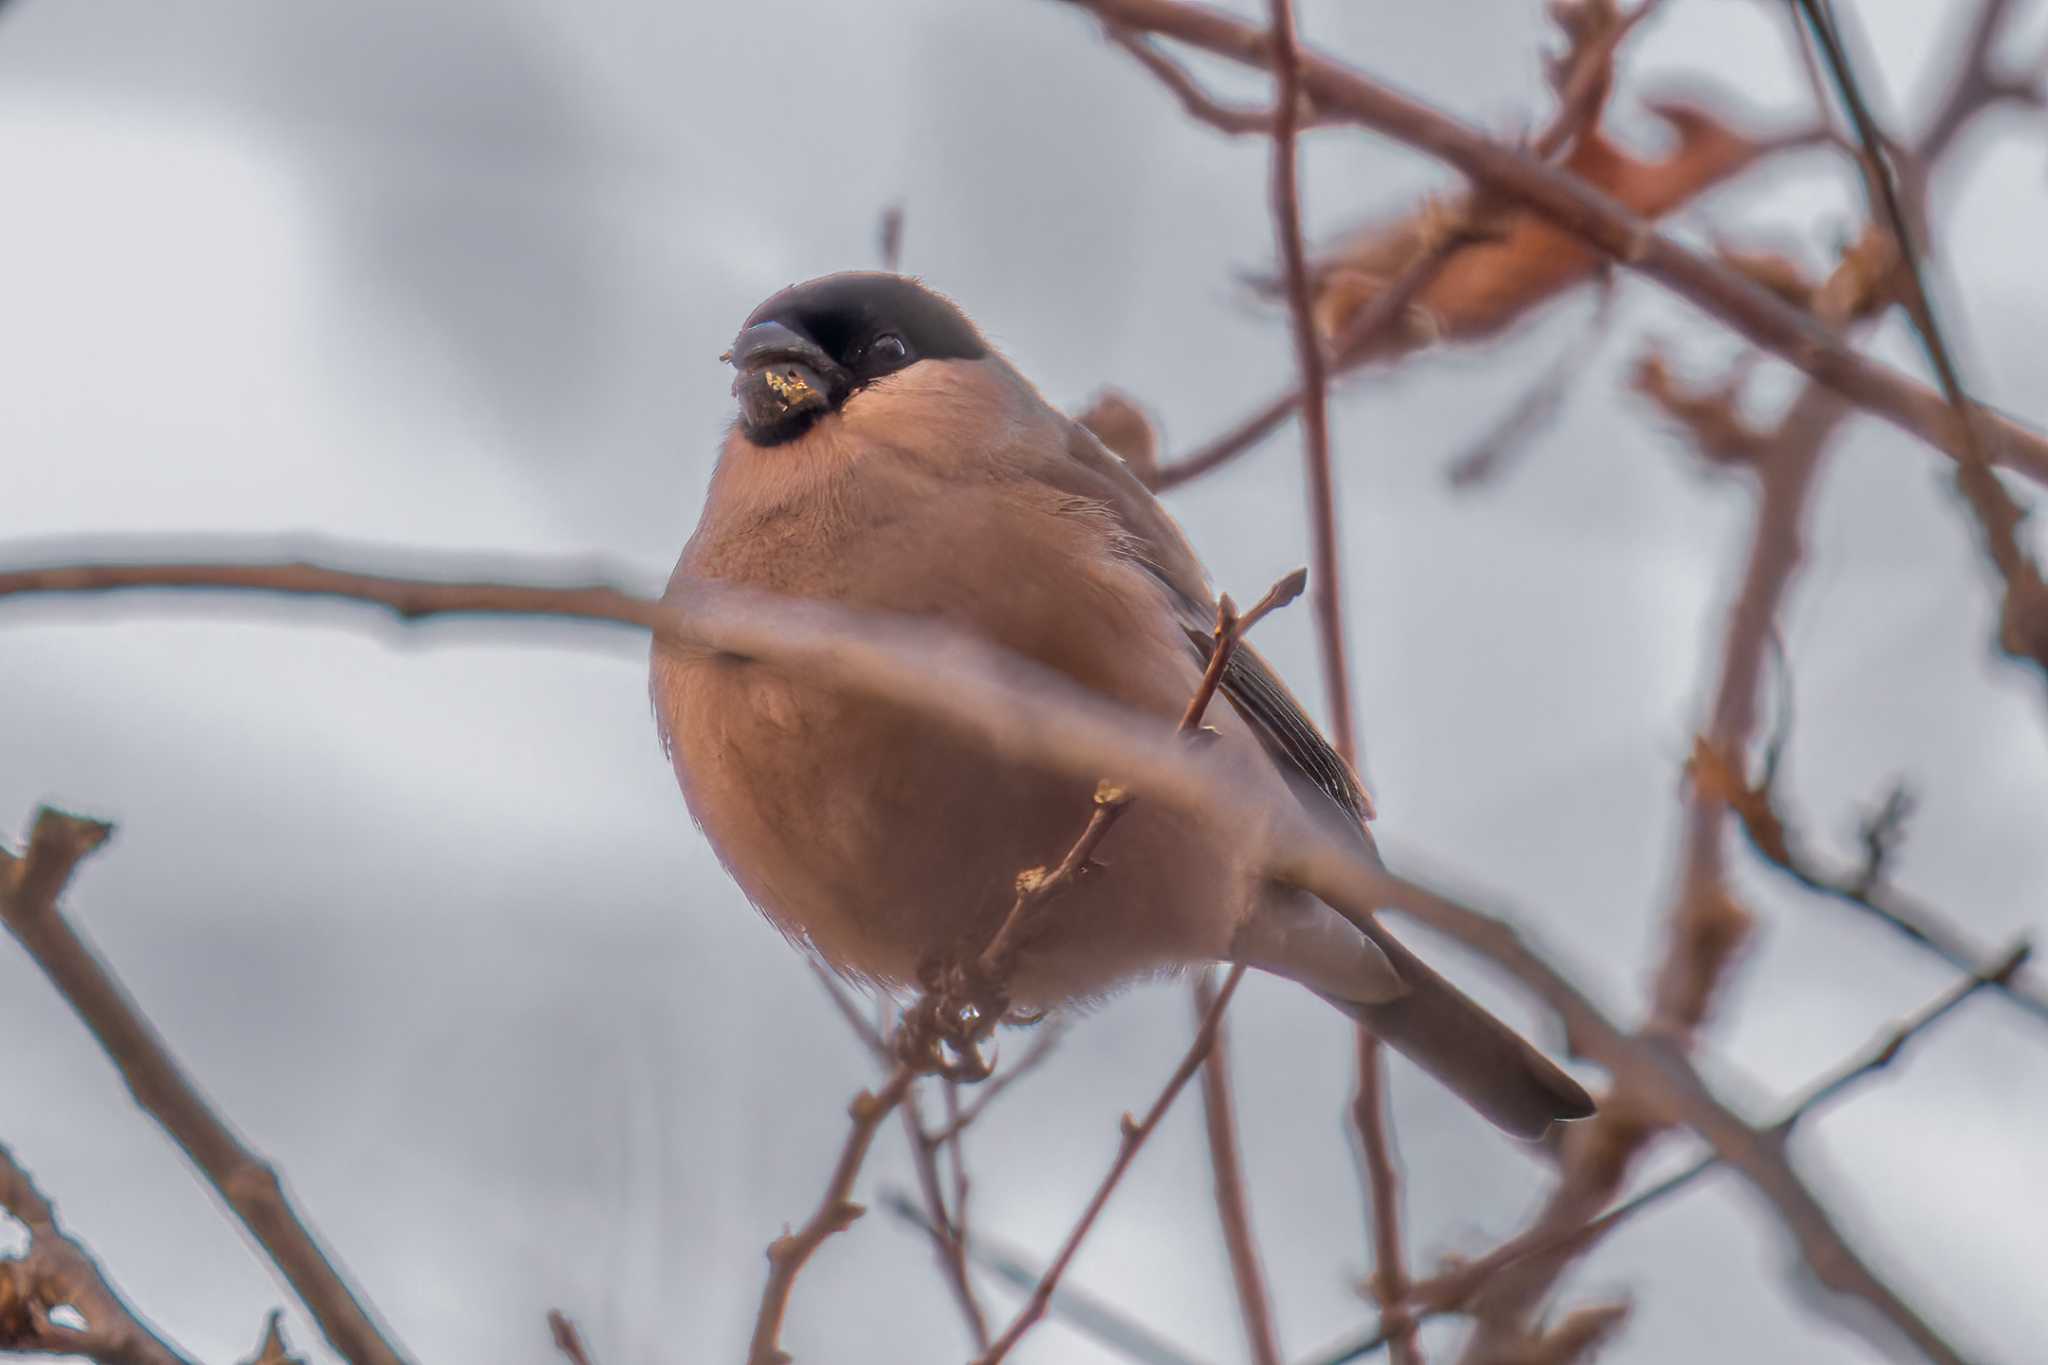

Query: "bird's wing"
<box><xmin>1045</xmin><ymin>418</ymin><xmax>1375</xmax><ymax>831</ymax></box>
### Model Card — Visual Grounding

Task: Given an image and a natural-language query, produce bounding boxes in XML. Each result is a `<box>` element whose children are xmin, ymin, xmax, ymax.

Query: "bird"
<box><xmin>650</xmin><ymin>272</ymin><xmax>1595</xmax><ymax>1139</ymax></box>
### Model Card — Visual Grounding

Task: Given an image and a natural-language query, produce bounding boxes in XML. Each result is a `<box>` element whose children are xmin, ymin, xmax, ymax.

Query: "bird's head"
<box><xmin>725</xmin><ymin>272</ymin><xmax>992</xmax><ymax>449</ymax></box>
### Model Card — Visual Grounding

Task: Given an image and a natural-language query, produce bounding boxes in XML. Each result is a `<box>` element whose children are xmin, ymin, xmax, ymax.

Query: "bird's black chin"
<box><xmin>734</xmin><ymin>360</ymin><xmax>832</xmax><ymax>447</ymax></box>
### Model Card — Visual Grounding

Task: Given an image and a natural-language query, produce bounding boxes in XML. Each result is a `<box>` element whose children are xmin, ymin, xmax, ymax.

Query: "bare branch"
<box><xmin>1691</xmin><ymin>742</ymin><xmax>2048</xmax><ymax>1026</ymax></box>
<box><xmin>0</xmin><ymin>1142</ymin><xmax>196</xmax><ymax>1365</ymax></box>
<box><xmin>0</xmin><ymin>808</ymin><xmax>408</xmax><ymax>1365</ymax></box>
<box><xmin>977</xmin><ymin>963</ymin><xmax>1250</xmax><ymax>1364</ymax></box>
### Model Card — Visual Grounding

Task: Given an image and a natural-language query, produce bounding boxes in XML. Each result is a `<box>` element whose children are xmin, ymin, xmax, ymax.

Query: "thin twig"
<box><xmin>900</xmin><ymin>1086</ymin><xmax>991</xmax><ymax>1350</ymax></box>
<box><xmin>1109</xmin><ymin>25</ymin><xmax>1328</xmax><ymax>135</ymax></box>
<box><xmin>1147</xmin><ymin>233</ymin><xmax>1474</xmax><ymax>493</ymax></box>
<box><xmin>749</xmin><ymin>1066</ymin><xmax>917</xmax><ymax>1365</ymax></box>
<box><xmin>1193</xmin><ymin>970</ymin><xmax>1282</xmax><ymax>1365</ymax></box>
<box><xmin>879</xmin><ymin>1191</ymin><xmax>1211</xmax><ymax>1365</ymax></box>
<box><xmin>1692</xmin><ymin>742</ymin><xmax>2048</xmax><ymax>1025</ymax></box>
<box><xmin>0</xmin><ymin>1141</ymin><xmax>196</xmax><ymax>1365</ymax></box>
<box><xmin>977</xmin><ymin>963</ymin><xmax>1250</xmax><ymax>1364</ymax></box>
<box><xmin>0</xmin><ymin>809</ymin><xmax>408</xmax><ymax>1365</ymax></box>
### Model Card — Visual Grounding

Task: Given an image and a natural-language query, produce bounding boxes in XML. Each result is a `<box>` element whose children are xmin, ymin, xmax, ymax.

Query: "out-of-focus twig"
<box><xmin>1445</xmin><ymin>276</ymin><xmax>1616</xmax><ymax>489</ymax></box>
<box><xmin>0</xmin><ymin>808</ymin><xmax>408</xmax><ymax>1365</ymax></box>
<box><xmin>0</xmin><ymin>1141</ymin><xmax>195</xmax><ymax>1365</ymax></box>
<box><xmin>1147</xmin><ymin>217</ymin><xmax>1484</xmax><ymax>493</ymax></box>
<box><xmin>546</xmin><ymin>1310</ymin><xmax>598</xmax><ymax>1365</ymax></box>
<box><xmin>1690</xmin><ymin>742</ymin><xmax>2048</xmax><ymax>1026</ymax></box>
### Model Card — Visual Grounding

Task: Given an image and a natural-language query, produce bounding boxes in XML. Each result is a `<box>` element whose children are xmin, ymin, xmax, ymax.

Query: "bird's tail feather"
<box><xmin>1323</xmin><ymin>921</ymin><xmax>1595</xmax><ymax>1141</ymax></box>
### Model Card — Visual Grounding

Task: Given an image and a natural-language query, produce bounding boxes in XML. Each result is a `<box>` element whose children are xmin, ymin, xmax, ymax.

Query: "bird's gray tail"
<box><xmin>1323</xmin><ymin>918</ymin><xmax>1595</xmax><ymax>1141</ymax></box>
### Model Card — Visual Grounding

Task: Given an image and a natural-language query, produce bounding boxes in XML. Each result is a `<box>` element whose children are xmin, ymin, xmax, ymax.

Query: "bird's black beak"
<box><xmin>728</xmin><ymin>320</ymin><xmax>844</xmax><ymax>444</ymax></box>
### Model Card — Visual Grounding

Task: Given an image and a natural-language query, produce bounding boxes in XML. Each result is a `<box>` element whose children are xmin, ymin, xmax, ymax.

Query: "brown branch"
<box><xmin>0</xmin><ymin>1142</ymin><xmax>195</xmax><ymax>1365</ymax></box>
<box><xmin>546</xmin><ymin>1310</ymin><xmax>598</xmax><ymax>1365</ymax></box>
<box><xmin>1791</xmin><ymin>0</ymin><xmax>2048</xmax><ymax>688</ymax></box>
<box><xmin>0</xmin><ymin>808</ymin><xmax>408</xmax><ymax>1365</ymax></box>
<box><xmin>977</xmin><ymin>962</ymin><xmax>1250</xmax><ymax>1364</ymax></box>
<box><xmin>1193</xmin><ymin>969</ymin><xmax>1283</xmax><ymax>1365</ymax></box>
<box><xmin>1053</xmin><ymin>0</ymin><xmax>2048</xmax><ymax>488</ymax></box>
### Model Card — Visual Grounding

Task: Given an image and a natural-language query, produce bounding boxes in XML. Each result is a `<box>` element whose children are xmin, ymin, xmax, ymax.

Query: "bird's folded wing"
<box><xmin>1046</xmin><ymin>417</ymin><xmax>1376</xmax><ymax>834</ymax></box>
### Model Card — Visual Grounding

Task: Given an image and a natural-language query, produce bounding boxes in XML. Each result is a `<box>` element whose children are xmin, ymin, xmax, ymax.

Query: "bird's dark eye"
<box><xmin>865</xmin><ymin>333</ymin><xmax>909</xmax><ymax>369</ymax></box>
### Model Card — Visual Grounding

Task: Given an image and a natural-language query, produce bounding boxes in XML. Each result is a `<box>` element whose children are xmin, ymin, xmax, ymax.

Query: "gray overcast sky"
<box><xmin>3</xmin><ymin>1</ymin><xmax>2046</xmax><ymax>1362</ymax></box>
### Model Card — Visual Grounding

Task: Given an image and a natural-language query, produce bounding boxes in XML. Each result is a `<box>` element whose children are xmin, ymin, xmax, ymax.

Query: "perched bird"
<box><xmin>651</xmin><ymin>272</ymin><xmax>1594</xmax><ymax>1138</ymax></box>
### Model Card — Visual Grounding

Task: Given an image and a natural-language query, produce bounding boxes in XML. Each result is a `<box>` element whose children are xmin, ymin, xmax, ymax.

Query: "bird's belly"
<box><xmin>656</xmin><ymin>648</ymin><xmax>1244</xmax><ymax>1002</ymax></box>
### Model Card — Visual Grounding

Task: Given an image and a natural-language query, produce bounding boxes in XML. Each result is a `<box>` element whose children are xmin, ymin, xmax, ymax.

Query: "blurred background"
<box><xmin>3</xmin><ymin>1</ymin><xmax>2046</xmax><ymax>1361</ymax></box>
